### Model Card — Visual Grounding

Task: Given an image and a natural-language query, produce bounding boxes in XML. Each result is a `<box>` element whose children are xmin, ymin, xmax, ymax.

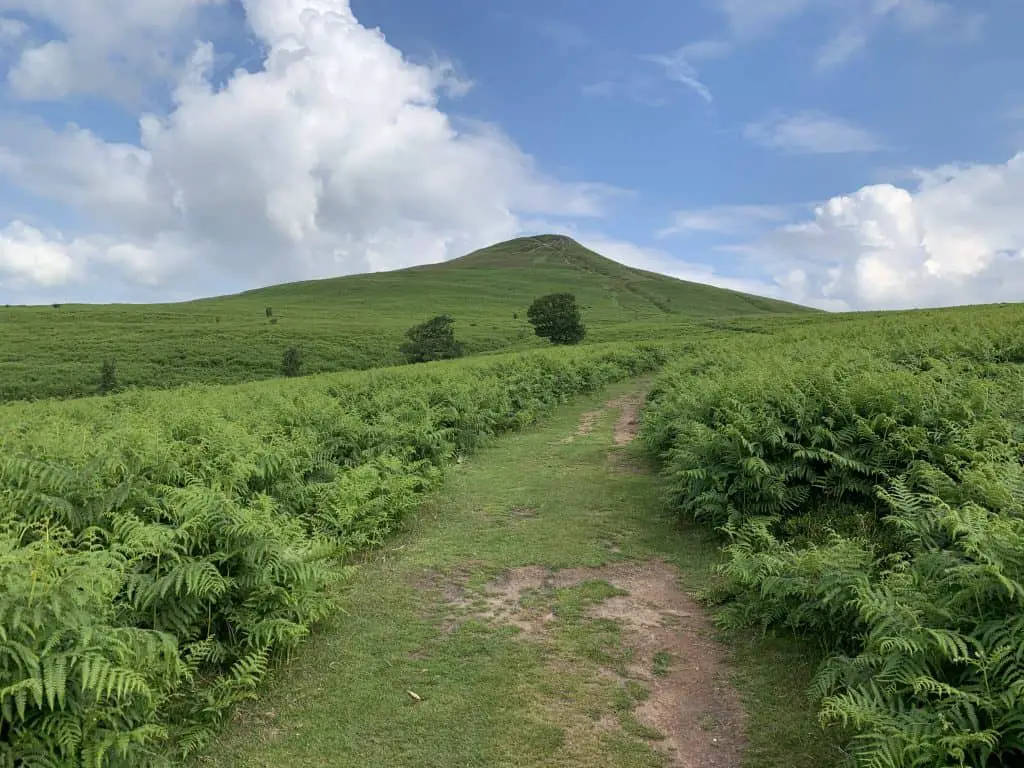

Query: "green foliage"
<box><xmin>265</xmin><ymin>306</ymin><xmax>272</xmax><ymax>318</ymax></box>
<box><xmin>527</xmin><ymin>293</ymin><xmax>586</xmax><ymax>345</ymax></box>
<box><xmin>281</xmin><ymin>346</ymin><xmax>302</xmax><ymax>377</ymax></box>
<box><xmin>0</xmin><ymin>342</ymin><xmax>667</xmax><ymax>764</ymax></box>
<box><xmin>642</xmin><ymin>309</ymin><xmax>1024</xmax><ymax>767</ymax></box>
<box><xmin>98</xmin><ymin>360</ymin><xmax>118</xmax><ymax>395</ymax></box>
<box><xmin>0</xmin><ymin>235</ymin><xmax>808</xmax><ymax>403</ymax></box>
<box><xmin>400</xmin><ymin>315</ymin><xmax>465</xmax><ymax>363</ymax></box>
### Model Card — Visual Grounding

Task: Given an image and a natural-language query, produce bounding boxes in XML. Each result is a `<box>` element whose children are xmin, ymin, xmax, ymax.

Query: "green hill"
<box><xmin>0</xmin><ymin>234</ymin><xmax>814</xmax><ymax>402</ymax></box>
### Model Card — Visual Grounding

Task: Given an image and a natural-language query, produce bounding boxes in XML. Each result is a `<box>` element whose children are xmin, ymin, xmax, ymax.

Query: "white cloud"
<box><xmin>696</xmin><ymin>0</ymin><xmax>981</xmax><ymax>72</ymax></box>
<box><xmin>2</xmin><ymin>0</ymin><xmax>226</xmax><ymax>101</ymax></box>
<box><xmin>715</xmin><ymin>0</ymin><xmax>815</xmax><ymax>39</ymax></box>
<box><xmin>0</xmin><ymin>0</ymin><xmax>620</xmax><ymax>298</ymax></box>
<box><xmin>0</xmin><ymin>16</ymin><xmax>27</xmax><ymax>44</ymax></box>
<box><xmin>0</xmin><ymin>222</ymin><xmax>80</xmax><ymax>287</ymax></box>
<box><xmin>742</xmin><ymin>153</ymin><xmax>1024</xmax><ymax>309</ymax></box>
<box><xmin>659</xmin><ymin>205</ymin><xmax>798</xmax><ymax>237</ymax></box>
<box><xmin>815</xmin><ymin>27</ymin><xmax>869</xmax><ymax>70</ymax></box>
<box><xmin>745</xmin><ymin>111</ymin><xmax>884</xmax><ymax>154</ymax></box>
<box><xmin>640</xmin><ymin>50</ymin><xmax>713</xmax><ymax>102</ymax></box>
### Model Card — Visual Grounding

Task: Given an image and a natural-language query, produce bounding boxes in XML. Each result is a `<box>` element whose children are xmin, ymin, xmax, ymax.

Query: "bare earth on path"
<box><xmin>435</xmin><ymin>558</ymin><xmax>746</xmax><ymax>767</ymax></box>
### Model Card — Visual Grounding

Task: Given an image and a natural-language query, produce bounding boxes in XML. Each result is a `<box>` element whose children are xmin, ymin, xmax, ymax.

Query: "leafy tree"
<box><xmin>265</xmin><ymin>306</ymin><xmax>273</xmax><ymax>318</ymax></box>
<box><xmin>400</xmin><ymin>315</ymin><xmax>465</xmax><ymax>363</ymax></box>
<box><xmin>281</xmin><ymin>346</ymin><xmax>302</xmax><ymax>377</ymax></box>
<box><xmin>98</xmin><ymin>359</ymin><xmax>118</xmax><ymax>394</ymax></box>
<box><xmin>527</xmin><ymin>293</ymin><xmax>585</xmax><ymax>345</ymax></box>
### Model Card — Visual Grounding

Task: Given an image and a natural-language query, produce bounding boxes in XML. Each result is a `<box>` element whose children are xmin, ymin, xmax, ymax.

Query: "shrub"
<box><xmin>98</xmin><ymin>359</ymin><xmax>118</xmax><ymax>394</ymax></box>
<box><xmin>265</xmin><ymin>306</ymin><xmax>273</xmax><ymax>318</ymax></box>
<box><xmin>527</xmin><ymin>293</ymin><xmax>585</xmax><ymax>345</ymax></box>
<box><xmin>400</xmin><ymin>315</ymin><xmax>465</xmax><ymax>363</ymax></box>
<box><xmin>281</xmin><ymin>346</ymin><xmax>302</xmax><ymax>377</ymax></box>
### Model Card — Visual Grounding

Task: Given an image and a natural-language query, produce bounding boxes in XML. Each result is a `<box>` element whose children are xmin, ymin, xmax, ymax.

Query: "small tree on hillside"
<box><xmin>400</xmin><ymin>315</ymin><xmax>465</xmax><ymax>363</ymax></box>
<box><xmin>98</xmin><ymin>359</ymin><xmax>118</xmax><ymax>394</ymax></box>
<box><xmin>527</xmin><ymin>292</ymin><xmax>585</xmax><ymax>345</ymax></box>
<box><xmin>281</xmin><ymin>346</ymin><xmax>303</xmax><ymax>377</ymax></box>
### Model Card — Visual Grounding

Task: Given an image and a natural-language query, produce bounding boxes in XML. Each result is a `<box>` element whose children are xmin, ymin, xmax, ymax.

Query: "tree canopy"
<box><xmin>526</xmin><ymin>293</ymin><xmax>586</xmax><ymax>345</ymax></box>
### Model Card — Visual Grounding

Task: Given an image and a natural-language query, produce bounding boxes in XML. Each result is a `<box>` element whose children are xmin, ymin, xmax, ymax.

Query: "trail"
<box><xmin>200</xmin><ymin>381</ymin><xmax>829</xmax><ymax>768</ymax></box>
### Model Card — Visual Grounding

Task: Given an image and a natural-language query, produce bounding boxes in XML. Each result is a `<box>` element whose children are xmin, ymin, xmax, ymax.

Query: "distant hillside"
<box><xmin>0</xmin><ymin>234</ymin><xmax>814</xmax><ymax>402</ymax></box>
<box><xmin>243</xmin><ymin>234</ymin><xmax>810</xmax><ymax>319</ymax></box>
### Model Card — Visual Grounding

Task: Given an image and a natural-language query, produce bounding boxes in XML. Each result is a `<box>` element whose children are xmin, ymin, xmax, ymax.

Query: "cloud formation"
<box><xmin>659</xmin><ymin>205</ymin><xmax>798</xmax><ymax>237</ymax></box>
<box><xmin>2</xmin><ymin>0</ymin><xmax>227</xmax><ymax>102</ymax></box>
<box><xmin>739</xmin><ymin>154</ymin><xmax>1024</xmax><ymax>310</ymax></box>
<box><xmin>0</xmin><ymin>0</ymin><xmax>617</xmax><ymax>296</ymax></box>
<box><xmin>680</xmin><ymin>0</ymin><xmax>981</xmax><ymax>72</ymax></box>
<box><xmin>744</xmin><ymin>111</ymin><xmax>884</xmax><ymax>154</ymax></box>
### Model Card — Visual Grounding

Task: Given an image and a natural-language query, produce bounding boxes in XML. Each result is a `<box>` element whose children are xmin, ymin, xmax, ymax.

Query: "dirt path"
<box><xmin>200</xmin><ymin>381</ymin><xmax>807</xmax><ymax>768</ymax></box>
<box><xmin>436</xmin><ymin>558</ymin><xmax>745</xmax><ymax>767</ymax></box>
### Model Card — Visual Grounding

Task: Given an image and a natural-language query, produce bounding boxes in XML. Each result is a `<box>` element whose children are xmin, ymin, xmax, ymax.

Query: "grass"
<box><xmin>0</xmin><ymin>234</ymin><xmax>811</xmax><ymax>402</ymax></box>
<box><xmin>198</xmin><ymin>380</ymin><xmax>845</xmax><ymax>768</ymax></box>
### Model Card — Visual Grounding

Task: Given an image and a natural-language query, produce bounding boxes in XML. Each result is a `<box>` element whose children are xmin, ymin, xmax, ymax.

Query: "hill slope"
<box><xmin>0</xmin><ymin>234</ymin><xmax>813</xmax><ymax>402</ymax></box>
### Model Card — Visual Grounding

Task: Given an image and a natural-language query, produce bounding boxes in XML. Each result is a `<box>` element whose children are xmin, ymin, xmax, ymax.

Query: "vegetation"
<box><xmin>641</xmin><ymin>304</ymin><xmax>1024</xmax><ymax>767</ymax></box>
<box><xmin>528</xmin><ymin>292</ymin><xmax>586</xmax><ymax>345</ymax></box>
<box><xmin>202</xmin><ymin>381</ymin><xmax>840</xmax><ymax>768</ymax></box>
<box><xmin>0</xmin><ymin>342</ymin><xmax>666</xmax><ymax>766</ymax></box>
<box><xmin>0</xmin><ymin>235</ymin><xmax>812</xmax><ymax>403</ymax></box>
<box><xmin>399</xmin><ymin>314</ymin><xmax>466</xmax><ymax>363</ymax></box>
<box><xmin>281</xmin><ymin>346</ymin><xmax>303</xmax><ymax>377</ymax></box>
<box><xmin>98</xmin><ymin>359</ymin><xmax>118</xmax><ymax>394</ymax></box>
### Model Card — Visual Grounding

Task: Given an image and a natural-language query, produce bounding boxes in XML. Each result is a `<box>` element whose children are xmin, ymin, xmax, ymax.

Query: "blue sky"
<box><xmin>0</xmin><ymin>0</ymin><xmax>1023</xmax><ymax>309</ymax></box>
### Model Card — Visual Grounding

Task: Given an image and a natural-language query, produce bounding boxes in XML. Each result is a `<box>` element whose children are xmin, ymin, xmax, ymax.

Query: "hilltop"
<box><xmin>0</xmin><ymin>234</ymin><xmax>813</xmax><ymax>402</ymax></box>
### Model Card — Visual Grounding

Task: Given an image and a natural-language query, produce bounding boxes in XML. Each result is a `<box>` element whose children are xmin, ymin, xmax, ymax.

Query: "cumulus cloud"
<box><xmin>0</xmin><ymin>222</ymin><xmax>80</xmax><ymax>287</ymax></box>
<box><xmin>0</xmin><ymin>0</ymin><xmax>619</xmax><ymax>297</ymax></box>
<box><xmin>2</xmin><ymin>0</ymin><xmax>226</xmax><ymax>101</ymax></box>
<box><xmin>742</xmin><ymin>153</ymin><xmax>1024</xmax><ymax>310</ymax></box>
<box><xmin>745</xmin><ymin>111</ymin><xmax>884</xmax><ymax>154</ymax></box>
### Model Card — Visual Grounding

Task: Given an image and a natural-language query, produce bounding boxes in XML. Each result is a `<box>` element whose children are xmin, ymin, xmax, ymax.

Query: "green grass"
<box><xmin>0</xmin><ymin>234</ymin><xmax>812</xmax><ymax>402</ymax></box>
<box><xmin>198</xmin><ymin>380</ymin><xmax>845</xmax><ymax>768</ymax></box>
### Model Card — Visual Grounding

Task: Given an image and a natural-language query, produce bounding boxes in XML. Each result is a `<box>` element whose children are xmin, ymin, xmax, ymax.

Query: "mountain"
<box><xmin>242</xmin><ymin>234</ymin><xmax>810</xmax><ymax>319</ymax></box>
<box><xmin>0</xmin><ymin>234</ymin><xmax>814</xmax><ymax>402</ymax></box>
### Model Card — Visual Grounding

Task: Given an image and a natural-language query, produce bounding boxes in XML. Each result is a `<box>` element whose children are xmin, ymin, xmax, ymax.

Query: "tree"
<box><xmin>98</xmin><ymin>359</ymin><xmax>118</xmax><ymax>394</ymax></box>
<box><xmin>281</xmin><ymin>346</ymin><xmax>303</xmax><ymax>377</ymax></box>
<box><xmin>265</xmin><ymin>306</ymin><xmax>273</xmax><ymax>318</ymax></box>
<box><xmin>400</xmin><ymin>315</ymin><xmax>465</xmax><ymax>363</ymax></box>
<box><xmin>527</xmin><ymin>293</ymin><xmax>586</xmax><ymax>345</ymax></box>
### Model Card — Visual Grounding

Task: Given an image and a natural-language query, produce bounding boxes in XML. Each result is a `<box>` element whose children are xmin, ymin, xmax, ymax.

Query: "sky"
<box><xmin>0</xmin><ymin>0</ymin><xmax>1022</xmax><ymax>310</ymax></box>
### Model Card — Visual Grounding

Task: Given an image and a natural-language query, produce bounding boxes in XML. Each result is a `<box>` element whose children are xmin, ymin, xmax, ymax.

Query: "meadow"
<box><xmin>0</xmin><ymin>235</ymin><xmax>809</xmax><ymax>403</ymax></box>
<box><xmin>641</xmin><ymin>303</ymin><xmax>1024</xmax><ymax>767</ymax></box>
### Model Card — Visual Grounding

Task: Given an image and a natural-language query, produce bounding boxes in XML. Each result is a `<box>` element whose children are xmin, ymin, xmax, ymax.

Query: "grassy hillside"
<box><xmin>0</xmin><ymin>234</ymin><xmax>812</xmax><ymax>402</ymax></box>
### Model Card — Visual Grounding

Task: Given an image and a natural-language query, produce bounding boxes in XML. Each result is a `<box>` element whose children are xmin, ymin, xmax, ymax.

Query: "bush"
<box><xmin>281</xmin><ymin>346</ymin><xmax>302</xmax><ymax>377</ymax></box>
<box><xmin>527</xmin><ymin>293</ymin><xmax>585</xmax><ymax>345</ymax></box>
<box><xmin>400</xmin><ymin>315</ymin><xmax>465</xmax><ymax>363</ymax></box>
<box><xmin>98</xmin><ymin>359</ymin><xmax>118</xmax><ymax>394</ymax></box>
<box><xmin>265</xmin><ymin>306</ymin><xmax>273</xmax><ymax>318</ymax></box>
